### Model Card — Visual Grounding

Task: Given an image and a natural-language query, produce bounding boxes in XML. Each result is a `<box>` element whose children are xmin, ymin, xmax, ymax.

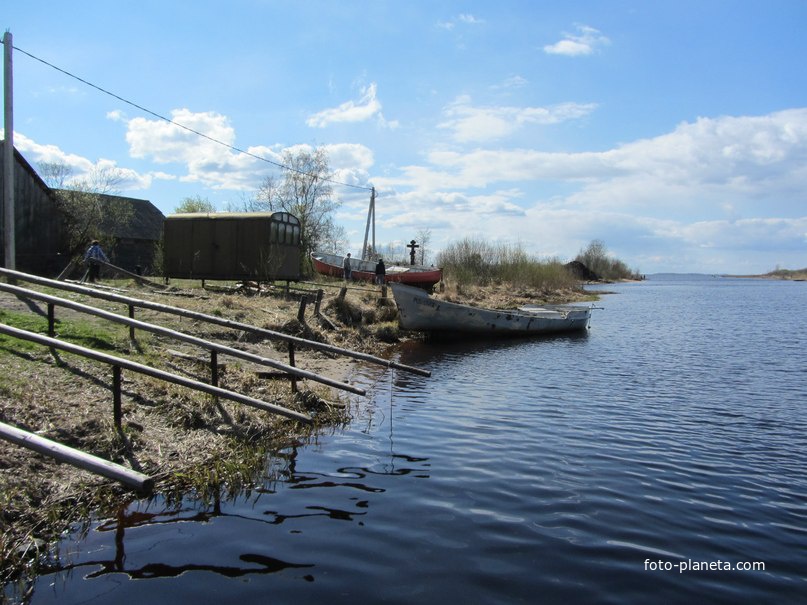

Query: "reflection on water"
<box><xmin>28</xmin><ymin>501</ymin><xmax>315</xmax><ymax>585</ymax></box>
<box><xmin>5</xmin><ymin>277</ymin><xmax>807</xmax><ymax>604</ymax></box>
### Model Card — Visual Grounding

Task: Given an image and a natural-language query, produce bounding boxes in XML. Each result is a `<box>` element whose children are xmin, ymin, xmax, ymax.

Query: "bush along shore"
<box><xmin>0</xmin><ymin>268</ymin><xmax>596</xmax><ymax>587</ymax></box>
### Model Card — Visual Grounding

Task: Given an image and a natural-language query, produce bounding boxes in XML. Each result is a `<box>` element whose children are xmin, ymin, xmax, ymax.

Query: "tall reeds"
<box><xmin>436</xmin><ymin>236</ymin><xmax>580</xmax><ymax>290</ymax></box>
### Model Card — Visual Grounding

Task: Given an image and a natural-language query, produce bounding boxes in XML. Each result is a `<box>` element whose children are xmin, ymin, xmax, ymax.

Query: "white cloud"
<box><xmin>438</xmin><ymin>13</ymin><xmax>485</xmax><ymax>30</ymax></box>
<box><xmin>412</xmin><ymin>109</ymin><xmax>807</xmax><ymax>204</ymax></box>
<box><xmin>439</xmin><ymin>96</ymin><xmax>597</xmax><ymax>143</ymax></box>
<box><xmin>306</xmin><ymin>83</ymin><xmax>398</xmax><ymax>129</ymax></box>
<box><xmin>544</xmin><ymin>25</ymin><xmax>610</xmax><ymax>57</ymax></box>
<box><xmin>12</xmin><ymin>99</ymin><xmax>807</xmax><ymax>274</ymax></box>
<box><xmin>458</xmin><ymin>14</ymin><xmax>484</xmax><ymax>25</ymax></box>
<box><xmin>126</xmin><ymin>108</ymin><xmax>238</xmax><ymax>165</ymax></box>
<box><xmin>14</xmin><ymin>109</ymin><xmax>378</xmax><ymax>197</ymax></box>
<box><xmin>376</xmin><ymin>108</ymin><xmax>807</xmax><ymax>272</ymax></box>
<box><xmin>11</xmin><ymin>132</ymin><xmax>153</xmax><ymax>190</ymax></box>
<box><xmin>491</xmin><ymin>75</ymin><xmax>529</xmax><ymax>91</ymax></box>
<box><xmin>121</xmin><ymin>109</ymin><xmax>285</xmax><ymax>190</ymax></box>
<box><xmin>12</xmin><ymin>132</ymin><xmax>94</xmax><ymax>173</ymax></box>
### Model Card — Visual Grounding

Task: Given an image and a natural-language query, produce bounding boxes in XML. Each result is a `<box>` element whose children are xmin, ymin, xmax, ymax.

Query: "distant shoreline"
<box><xmin>727</xmin><ymin>269</ymin><xmax>807</xmax><ymax>281</ymax></box>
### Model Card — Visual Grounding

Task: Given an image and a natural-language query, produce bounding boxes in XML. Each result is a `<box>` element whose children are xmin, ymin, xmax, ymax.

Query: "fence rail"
<box><xmin>0</xmin><ymin>421</ymin><xmax>154</xmax><ymax>492</ymax></box>
<box><xmin>0</xmin><ymin>323</ymin><xmax>313</xmax><ymax>424</ymax></box>
<box><xmin>0</xmin><ymin>281</ymin><xmax>366</xmax><ymax>397</ymax></box>
<box><xmin>0</xmin><ymin>267</ymin><xmax>431</xmax><ymax>378</ymax></box>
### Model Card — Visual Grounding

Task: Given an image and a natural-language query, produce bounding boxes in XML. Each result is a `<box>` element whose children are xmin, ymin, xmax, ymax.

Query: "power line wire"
<box><xmin>6</xmin><ymin>41</ymin><xmax>373</xmax><ymax>192</ymax></box>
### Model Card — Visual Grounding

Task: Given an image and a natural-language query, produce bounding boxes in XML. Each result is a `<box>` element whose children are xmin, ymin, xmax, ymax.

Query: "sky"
<box><xmin>3</xmin><ymin>0</ymin><xmax>807</xmax><ymax>274</ymax></box>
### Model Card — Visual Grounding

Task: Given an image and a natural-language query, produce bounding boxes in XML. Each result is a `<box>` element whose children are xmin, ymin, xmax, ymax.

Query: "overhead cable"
<box><xmin>7</xmin><ymin>41</ymin><xmax>373</xmax><ymax>191</ymax></box>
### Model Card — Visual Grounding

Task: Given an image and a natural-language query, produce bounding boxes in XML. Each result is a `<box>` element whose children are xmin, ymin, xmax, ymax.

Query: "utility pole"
<box><xmin>361</xmin><ymin>187</ymin><xmax>376</xmax><ymax>260</ymax></box>
<box><xmin>3</xmin><ymin>30</ymin><xmax>14</xmax><ymax>270</ymax></box>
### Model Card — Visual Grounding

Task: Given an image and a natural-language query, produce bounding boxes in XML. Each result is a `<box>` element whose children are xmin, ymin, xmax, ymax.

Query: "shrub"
<box><xmin>436</xmin><ymin>237</ymin><xmax>580</xmax><ymax>290</ymax></box>
<box><xmin>575</xmin><ymin>239</ymin><xmax>642</xmax><ymax>281</ymax></box>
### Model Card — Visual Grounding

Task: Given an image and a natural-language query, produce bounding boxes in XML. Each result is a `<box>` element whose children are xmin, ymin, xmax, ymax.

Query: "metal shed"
<box><xmin>163</xmin><ymin>212</ymin><xmax>301</xmax><ymax>281</ymax></box>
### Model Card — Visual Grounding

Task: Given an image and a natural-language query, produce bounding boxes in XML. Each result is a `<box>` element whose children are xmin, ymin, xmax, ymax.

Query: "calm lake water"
<box><xmin>6</xmin><ymin>275</ymin><xmax>807</xmax><ymax>604</ymax></box>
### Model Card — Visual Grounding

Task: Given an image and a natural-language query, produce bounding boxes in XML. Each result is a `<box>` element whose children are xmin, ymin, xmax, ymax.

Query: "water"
<box><xmin>7</xmin><ymin>276</ymin><xmax>807</xmax><ymax>604</ymax></box>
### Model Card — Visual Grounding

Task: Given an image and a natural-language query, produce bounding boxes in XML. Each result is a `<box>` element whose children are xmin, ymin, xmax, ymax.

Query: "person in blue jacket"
<box><xmin>83</xmin><ymin>240</ymin><xmax>109</xmax><ymax>283</ymax></box>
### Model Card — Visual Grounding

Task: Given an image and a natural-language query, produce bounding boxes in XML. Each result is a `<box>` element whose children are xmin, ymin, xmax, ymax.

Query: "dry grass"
<box><xmin>0</xmin><ymin>278</ymin><xmax>387</xmax><ymax>585</ymax></box>
<box><xmin>0</xmin><ymin>274</ymin><xmax>590</xmax><ymax>585</ymax></box>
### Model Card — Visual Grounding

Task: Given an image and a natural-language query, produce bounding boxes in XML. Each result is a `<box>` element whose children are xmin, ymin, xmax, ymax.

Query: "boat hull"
<box><xmin>311</xmin><ymin>253</ymin><xmax>443</xmax><ymax>287</ymax></box>
<box><xmin>390</xmin><ymin>283</ymin><xmax>591</xmax><ymax>336</ymax></box>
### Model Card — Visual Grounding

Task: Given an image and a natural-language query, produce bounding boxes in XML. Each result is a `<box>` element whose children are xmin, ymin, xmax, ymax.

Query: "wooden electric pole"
<box><xmin>362</xmin><ymin>187</ymin><xmax>376</xmax><ymax>260</ymax></box>
<box><xmin>3</xmin><ymin>30</ymin><xmax>14</xmax><ymax>270</ymax></box>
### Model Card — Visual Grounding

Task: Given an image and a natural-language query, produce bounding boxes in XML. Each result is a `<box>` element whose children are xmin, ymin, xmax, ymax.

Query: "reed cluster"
<box><xmin>436</xmin><ymin>237</ymin><xmax>580</xmax><ymax>290</ymax></box>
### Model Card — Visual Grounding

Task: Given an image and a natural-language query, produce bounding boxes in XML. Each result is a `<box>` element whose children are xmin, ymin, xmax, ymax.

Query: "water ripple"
<box><xmin>15</xmin><ymin>278</ymin><xmax>807</xmax><ymax>605</ymax></box>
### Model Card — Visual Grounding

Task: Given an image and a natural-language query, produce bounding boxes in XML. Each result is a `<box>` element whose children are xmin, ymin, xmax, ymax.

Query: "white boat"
<box><xmin>390</xmin><ymin>282</ymin><xmax>592</xmax><ymax>337</ymax></box>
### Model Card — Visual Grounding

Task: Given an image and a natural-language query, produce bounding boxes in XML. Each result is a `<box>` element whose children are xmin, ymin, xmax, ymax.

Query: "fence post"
<box><xmin>297</xmin><ymin>296</ymin><xmax>308</xmax><ymax>322</ymax></box>
<box><xmin>128</xmin><ymin>304</ymin><xmax>136</xmax><ymax>340</ymax></box>
<box><xmin>211</xmin><ymin>350</ymin><xmax>219</xmax><ymax>388</ymax></box>
<box><xmin>314</xmin><ymin>289</ymin><xmax>324</xmax><ymax>316</ymax></box>
<box><xmin>112</xmin><ymin>366</ymin><xmax>122</xmax><ymax>429</ymax></box>
<box><xmin>288</xmin><ymin>342</ymin><xmax>298</xmax><ymax>393</ymax></box>
<box><xmin>47</xmin><ymin>303</ymin><xmax>55</xmax><ymax>336</ymax></box>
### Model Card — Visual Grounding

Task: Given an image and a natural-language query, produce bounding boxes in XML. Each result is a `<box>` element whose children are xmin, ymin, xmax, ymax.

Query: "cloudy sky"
<box><xmin>4</xmin><ymin>1</ymin><xmax>807</xmax><ymax>274</ymax></box>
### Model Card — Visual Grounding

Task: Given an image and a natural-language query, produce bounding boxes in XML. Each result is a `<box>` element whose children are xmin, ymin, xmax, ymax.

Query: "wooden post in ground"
<box><xmin>128</xmin><ymin>304</ymin><xmax>136</xmax><ymax>340</ymax></box>
<box><xmin>112</xmin><ymin>365</ymin><xmax>122</xmax><ymax>429</ymax></box>
<box><xmin>210</xmin><ymin>350</ymin><xmax>219</xmax><ymax>388</ymax></box>
<box><xmin>288</xmin><ymin>342</ymin><xmax>298</xmax><ymax>393</ymax></box>
<box><xmin>297</xmin><ymin>296</ymin><xmax>308</xmax><ymax>322</ymax></box>
<box><xmin>47</xmin><ymin>303</ymin><xmax>55</xmax><ymax>336</ymax></box>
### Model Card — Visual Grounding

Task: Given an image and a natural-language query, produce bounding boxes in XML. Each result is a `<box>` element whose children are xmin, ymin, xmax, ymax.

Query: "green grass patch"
<box><xmin>0</xmin><ymin>308</ymin><xmax>122</xmax><ymax>352</ymax></box>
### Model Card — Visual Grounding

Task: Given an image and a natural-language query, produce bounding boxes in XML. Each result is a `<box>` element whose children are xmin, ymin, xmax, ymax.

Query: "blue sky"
<box><xmin>4</xmin><ymin>0</ymin><xmax>807</xmax><ymax>274</ymax></box>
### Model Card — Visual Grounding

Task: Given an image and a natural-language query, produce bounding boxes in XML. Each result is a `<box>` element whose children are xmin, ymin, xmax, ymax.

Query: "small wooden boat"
<box><xmin>390</xmin><ymin>282</ymin><xmax>592</xmax><ymax>336</ymax></box>
<box><xmin>311</xmin><ymin>252</ymin><xmax>443</xmax><ymax>288</ymax></box>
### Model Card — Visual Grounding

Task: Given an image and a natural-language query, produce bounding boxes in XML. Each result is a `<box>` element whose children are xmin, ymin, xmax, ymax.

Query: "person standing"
<box><xmin>343</xmin><ymin>253</ymin><xmax>353</xmax><ymax>282</ymax></box>
<box><xmin>375</xmin><ymin>258</ymin><xmax>386</xmax><ymax>285</ymax></box>
<box><xmin>83</xmin><ymin>240</ymin><xmax>109</xmax><ymax>283</ymax></box>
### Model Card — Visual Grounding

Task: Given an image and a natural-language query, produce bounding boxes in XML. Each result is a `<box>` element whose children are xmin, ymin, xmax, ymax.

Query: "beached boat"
<box><xmin>311</xmin><ymin>252</ymin><xmax>443</xmax><ymax>288</ymax></box>
<box><xmin>390</xmin><ymin>282</ymin><xmax>592</xmax><ymax>336</ymax></box>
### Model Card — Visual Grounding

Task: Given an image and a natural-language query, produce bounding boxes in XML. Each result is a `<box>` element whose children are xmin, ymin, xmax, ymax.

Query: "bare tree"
<box><xmin>415</xmin><ymin>228</ymin><xmax>433</xmax><ymax>265</ymax></box>
<box><xmin>39</xmin><ymin>161</ymin><xmax>132</xmax><ymax>258</ymax></box>
<box><xmin>319</xmin><ymin>223</ymin><xmax>349</xmax><ymax>254</ymax></box>
<box><xmin>253</xmin><ymin>147</ymin><xmax>341</xmax><ymax>267</ymax></box>
<box><xmin>39</xmin><ymin>161</ymin><xmax>74</xmax><ymax>189</ymax></box>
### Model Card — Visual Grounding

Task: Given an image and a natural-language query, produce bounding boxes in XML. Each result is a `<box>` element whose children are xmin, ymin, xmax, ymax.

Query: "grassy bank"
<box><xmin>0</xmin><ymin>272</ymin><xmax>592</xmax><ymax>588</ymax></box>
<box><xmin>436</xmin><ymin>237</ymin><xmax>582</xmax><ymax>290</ymax></box>
<box><xmin>0</xmin><ymin>278</ymin><xmax>394</xmax><ymax>587</ymax></box>
<box><xmin>764</xmin><ymin>268</ymin><xmax>807</xmax><ymax>280</ymax></box>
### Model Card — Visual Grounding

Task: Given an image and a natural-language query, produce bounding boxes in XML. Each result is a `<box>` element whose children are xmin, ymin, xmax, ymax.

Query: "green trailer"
<box><xmin>163</xmin><ymin>212</ymin><xmax>301</xmax><ymax>281</ymax></box>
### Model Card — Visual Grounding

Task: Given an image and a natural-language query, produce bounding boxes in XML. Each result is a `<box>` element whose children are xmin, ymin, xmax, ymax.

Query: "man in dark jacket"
<box><xmin>375</xmin><ymin>258</ymin><xmax>386</xmax><ymax>285</ymax></box>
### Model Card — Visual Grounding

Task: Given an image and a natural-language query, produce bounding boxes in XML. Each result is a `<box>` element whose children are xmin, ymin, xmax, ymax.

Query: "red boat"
<box><xmin>311</xmin><ymin>252</ymin><xmax>443</xmax><ymax>288</ymax></box>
